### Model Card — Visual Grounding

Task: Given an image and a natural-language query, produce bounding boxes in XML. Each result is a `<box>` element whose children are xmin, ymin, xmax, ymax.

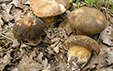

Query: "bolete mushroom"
<box><xmin>13</xmin><ymin>17</ymin><xmax>45</xmax><ymax>45</ymax></box>
<box><xmin>30</xmin><ymin>0</ymin><xmax>70</xmax><ymax>23</ymax></box>
<box><xmin>68</xmin><ymin>7</ymin><xmax>107</xmax><ymax>36</ymax></box>
<box><xmin>65</xmin><ymin>35</ymin><xmax>100</xmax><ymax>70</ymax></box>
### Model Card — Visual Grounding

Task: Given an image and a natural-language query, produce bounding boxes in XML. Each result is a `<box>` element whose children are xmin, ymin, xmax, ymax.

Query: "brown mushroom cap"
<box><xmin>65</xmin><ymin>35</ymin><xmax>100</xmax><ymax>55</ymax></box>
<box><xmin>68</xmin><ymin>7</ymin><xmax>107</xmax><ymax>36</ymax></box>
<box><xmin>13</xmin><ymin>17</ymin><xmax>45</xmax><ymax>44</ymax></box>
<box><xmin>30</xmin><ymin>0</ymin><xmax>70</xmax><ymax>18</ymax></box>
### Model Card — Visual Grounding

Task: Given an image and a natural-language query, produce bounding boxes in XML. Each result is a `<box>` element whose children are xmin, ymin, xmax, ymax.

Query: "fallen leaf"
<box><xmin>0</xmin><ymin>17</ymin><xmax>3</xmax><ymax>30</ymax></box>
<box><xmin>100</xmin><ymin>25</ymin><xmax>113</xmax><ymax>46</ymax></box>
<box><xmin>11</xmin><ymin>0</ymin><xmax>21</xmax><ymax>7</ymax></box>
<box><xmin>53</xmin><ymin>43</ymin><xmax>60</xmax><ymax>53</ymax></box>
<box><xmin>0</xmin><ymin>0</ymin><xmax>11</xmax><ymax>4</ymax></box>
<box><xmin>12</xmin><ymin>54</ymin><xmax>43</xmax><ymax>71</ymax></box>
<box><xmin>0</xmin><ymin>3</ymin><xmax>13</xmax><ymax>21</ymax></box>
<box><xmin>42</xmin><ymin>68</ymin><xmax>50</xmax><ymax>71</ymax></box>
<box><xmin>60</xmin><ymin>19</ymin><xmax>74</xmax><ymax>35</ymax></box>
<box><xmin>42</xmin><ymin>58</ymin><xmax>49</xmax><ymax>68</ymax></box>
<box><xmin>82</xmin><ymin>44</ymin><xmax>113</xmax><ymax>71</ymax></box>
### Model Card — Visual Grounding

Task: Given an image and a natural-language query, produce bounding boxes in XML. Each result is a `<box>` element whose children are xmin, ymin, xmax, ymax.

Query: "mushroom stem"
<box><xmin>76</xmin><ymin>30</ymin><xmax>92</xmax><ymax>36</ymax></box>
<box><xmin>43</xmin><ymin>16</ymin><xmax>57</xmax><ymax>23</ymax></box>
<box><xmin>42</xmin><ymin>16</ymin><xmax>58</xmax><ymax>27</ymax></box>
<box><xmin>68</xmin><ymin>44</ymin><xmax>91</xmax><ymax>62</ymax></box>
<box><xmin>67</xmin><ymin>44</ymin><xmax>91</xmax><ymax>70</ymax></box>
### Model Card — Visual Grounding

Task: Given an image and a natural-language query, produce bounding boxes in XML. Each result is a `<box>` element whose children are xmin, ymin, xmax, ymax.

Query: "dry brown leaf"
<box><xmin>0</xmin><ymin>0</ymin><xmax>11</xmax><ymax>3</ymax></box>
<box><xmin>11</xmin><ymin>38</ymin><xmax>20</xmax><ymax>47</ymax></box>
<box><xmin>57</xmin><ymin>27</ymin><xmax>67</xmax><ymax>38</ymax></box>
<box><xmin>102</xmin><ymin>47</ymin><xmax>113</xmax><ymax>65</ymax></box>
<box><xmin>20</xmin><ymin>0</ymin><xmax>31</xmax><ymax>5</ymax></box>
<box><xmin>54</xmin><ymin>53</ymin><xmax>67</xmax><ymax>71</ymax></box>
<box><xmin>82</xmin><ymin>44</ymin><xmax>113</xmax><ymax>71</ymax></box>
<box><xmin>97</xmin><ymin>66</ymin><xmax>113</xmax><ymax>71</ymax></box>
<box><xmin>53</xmin><ymin>43</ymin><xmax>60</xmax><ymax>53</ymax></box>
<box><xmin>12</xmin><ymin>54</ymin><xmax>43</xmax><ymax>71</ymax></box>
<box><xmin>0</xmin><ymin>3</ymin><xmax>13</xmax><ymax>21</ymax></box>
<box><xmin>37</xmin><ymin>52</ymin><xmax>43</xmax><ymax>62</ymax></box>
<box><xmin>42</xmin><ymin>68</ymin><xmax>50</xmax><ymax>71</ymax></box>
<box><xmin>110</xmin><ymin>17</ymin><xmax>113</xmax><ymax>23</ymax></box>
<box><xmin>0</xmin><ymin>48</ymin><xmax>12</xmax><ymax>70</ymax></box>
<box><xmin>60</xmin><ymin>19</ymin><xmax>74</xmax><ymax>35</ymax></box>
<box><xmin>10</xmin><ymin>7</ymin><xmax>23</xmax><ymax>21</ymax></box>
<box><xmin>0</xmin><ymin>17</ymin><xmax>3</xmax><ymax>30</ymax></box>
<box><xmin>11</xmin><ymin>0</ymin><xmax>21</xmax><ymax>7</ymax></box>
<box><xmin>51</xmin><ymin>37</ymin><xmax>60</xmax><ymax>43</ymax></box>
<box><xmin>100</xmin><ymin>25</ymin><xmax>113</xmax><ymax>46</ymax></box>
<box><xmin>42</xmin><ymin>58</ymin><xmax>50</xmax><ymax>69</ymax></box>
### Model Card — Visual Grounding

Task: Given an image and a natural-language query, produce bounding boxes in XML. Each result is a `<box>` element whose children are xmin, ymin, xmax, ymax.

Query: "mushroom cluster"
<box><xmin>68</xmin><ymin>7</ymin><xmax>107</xmax><ymax>36</ymax></box>
<box><xmin>30</xmin><ymin>0</ymin><xmax>70</xmax><ymax>23</ymax></box>
<box><xmin>13</xmin><ymin>17</ymin><xmax>45</xmax><ymax>45</ymax></box>
<box><xmin>12</xmin><ymin>1</ymin><xmax>107</xmax><ymax>70</ymax></box>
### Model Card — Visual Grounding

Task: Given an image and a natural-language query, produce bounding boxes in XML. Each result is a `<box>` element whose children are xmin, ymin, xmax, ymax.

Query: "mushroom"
<box><xmin>65</xmin><ymin>35</ymin><xmax>100</xmax><ymax>70</ymax></box>
<box><xmin>68</xmin><ymin>7</ymin><xmax>107</xmax><ymax>36</ymax></box>
<box><xmin>13</xmin><ymin>17</ymin><xmax>45</xmax><ymax>45</ymax></box>
<box><xmin>30</xmin><ymin>0</ymin><xmax>70</xmax><ymax>23</ymax></box>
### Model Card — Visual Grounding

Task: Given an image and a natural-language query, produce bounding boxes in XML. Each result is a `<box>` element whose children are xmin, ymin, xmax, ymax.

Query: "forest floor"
<box><xmin>0</xmin><ymin>0</ymin><xmax>113</xmax><ymax>71</ymax></box>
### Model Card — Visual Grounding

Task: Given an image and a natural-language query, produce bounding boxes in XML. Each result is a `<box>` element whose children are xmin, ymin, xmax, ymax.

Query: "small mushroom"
<box><xmin>13</xmin><ymin>17</ymin><xmax>45</xmax><ymax>45</ymax></box>
<box><xmin>68</xmin><ymin>7</ymin><xmax>107</xmax><ymax>36</ymax></box>
<box><xmin>65</xmin><ymin>35</ymin><xmax>100</xmax><ymax>70</ymax></box>
<box><xmin>30</xmin><ymin>0</ymin><xmax>70</xmax><ymax>23</ymax></box>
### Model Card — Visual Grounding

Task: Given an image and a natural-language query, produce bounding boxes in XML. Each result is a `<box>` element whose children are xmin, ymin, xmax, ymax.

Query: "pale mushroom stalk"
<box><xmin>67</xmin><ymin>44</ymin><xmax>91</xmax><ymax>71</ymax></box>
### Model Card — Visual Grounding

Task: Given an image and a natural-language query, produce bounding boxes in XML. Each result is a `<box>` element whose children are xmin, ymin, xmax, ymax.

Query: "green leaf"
<box><xmin>76</xmin><ymin>0</ymin><xmax>79</xmax><ymax>8</ymax></box>
<box><xmin>0</xmin><ymin>36</ymin><xmax>4</xmax><ymax>39</ymax></box>
<box><xmin>90</xmin><ymin>0</ymin><xmax>94</xmax><ymax>6</ymax></box>
<box><xmin>104</xmin><ymin>0</ymin><xmax>107</xmax><ymax>3</ymax></box>
<box><xmin>7</xmin><ymin>35</ymin><xmax>14</xmax><ymax>38</ymax></box>
<box><xmin>0</xmin><ymin>40</ymin><xmax>3</xmax><ymax>45</ymax></box>
<box><xmin>4</xmin><ymin>29</ymin><xmax>13</xmax><ymax>33</ymax></box>
<box><xmin>85</xmin><ymin>0</ymin><xmax>91</xmax><ymax>5</ymax></box>
<box><xmin>110</xmin><ymin>5</ymin><xmax>113</xmax><ymax>14</ymax></box>
<box><xmin>106</xmin><ymin>0</ymin><xmax>111</xmax><ymax>9</ymax></box>
<box><xmin>69</xmin><ymin>0</ymin><xmax>75</xmax><ymax>3</ymax></box>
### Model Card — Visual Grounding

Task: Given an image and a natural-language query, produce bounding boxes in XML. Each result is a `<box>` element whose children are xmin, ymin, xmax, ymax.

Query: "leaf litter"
<box><xmin>0</xmin><ymin>0</ymin><xmax>113</xmax><ymax>71</ymax></box>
